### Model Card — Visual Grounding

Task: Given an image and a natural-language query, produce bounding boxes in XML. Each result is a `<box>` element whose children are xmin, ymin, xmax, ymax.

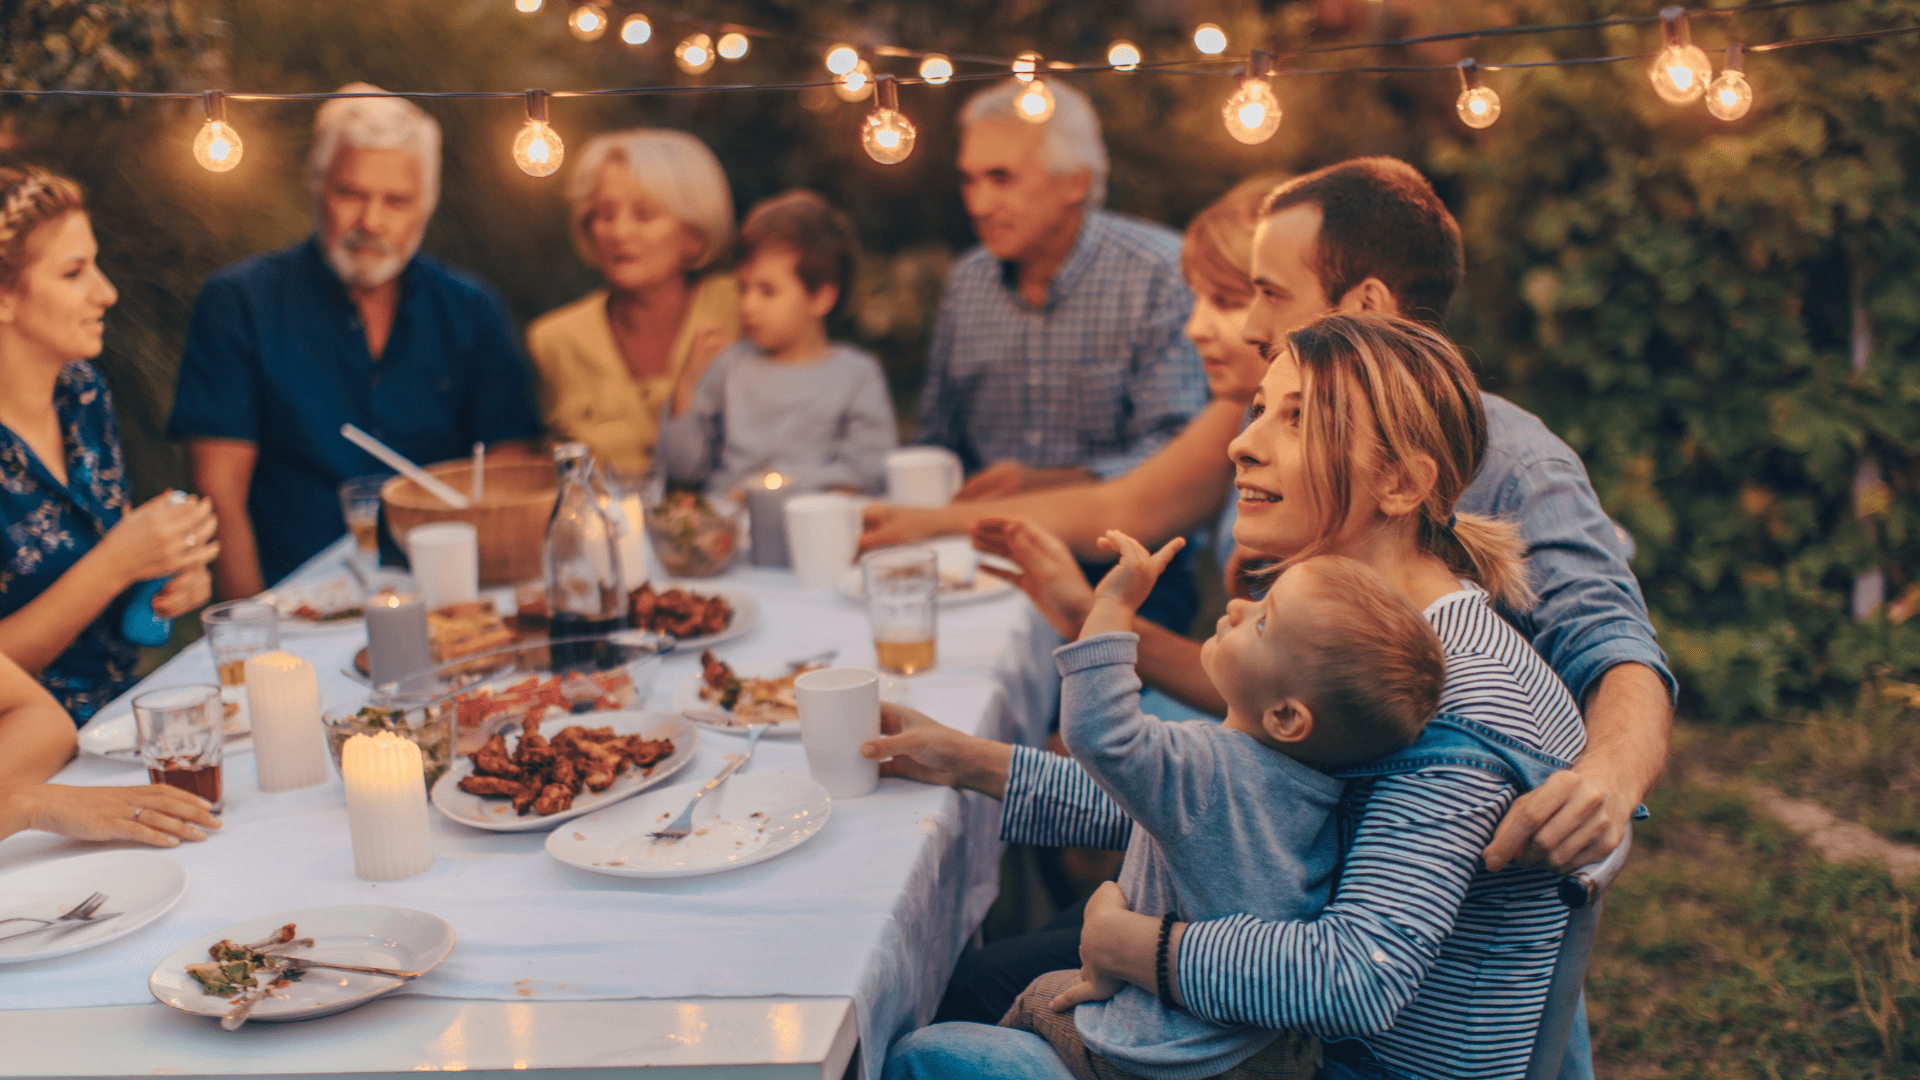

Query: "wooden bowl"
<box><xmin>382</xmin><ymin>460</ymin><xmax>557</xmax><ymax>585</ymax></box>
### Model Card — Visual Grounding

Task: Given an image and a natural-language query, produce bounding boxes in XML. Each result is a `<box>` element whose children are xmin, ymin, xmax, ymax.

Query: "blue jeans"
<box><xmin>884</xmin><ymin>1023</ymin><xmax>1077</xmax><ymax>1080</ymax></box>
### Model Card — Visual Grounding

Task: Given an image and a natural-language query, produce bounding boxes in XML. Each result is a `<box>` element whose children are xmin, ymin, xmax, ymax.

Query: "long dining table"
<box><xmin>0</xmin><ymin>536</ymin><xmax>1067</xmax><ymax>1080</ymax></box>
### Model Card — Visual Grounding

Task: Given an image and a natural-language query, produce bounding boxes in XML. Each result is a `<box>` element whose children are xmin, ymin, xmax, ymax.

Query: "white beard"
<box><xmin>325</xmin><ymin>226</ymin><xmax>421</xmax><ymax>289</ymax></box>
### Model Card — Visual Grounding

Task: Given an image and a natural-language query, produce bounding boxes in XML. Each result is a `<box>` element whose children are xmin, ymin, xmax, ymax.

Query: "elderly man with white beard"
<box><xmin>170</xmin><ymin>85</ymin><xmax>541</xmax><ymax>597</ymax></box>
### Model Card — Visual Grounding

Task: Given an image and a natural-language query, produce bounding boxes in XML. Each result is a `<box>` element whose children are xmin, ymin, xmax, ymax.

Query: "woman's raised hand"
<box><xmin>1092</xmin><ymin>531</ymin><xmax>1186</xmax><ymax>614</ymax></box>
<box><xmin>861</xmin><ymin>702</ymin><xmax>1012</xmax><ymax>800</ymax></box>
<box><xmin>4</xmin><ymin>783</ymin><xmax>221</xmax><ymax>847</ymax></box>
<box><xmin>971</xmin><ymin>518</ymin><xmax>1095</xmax><ymax>641</ymax></box>
<box><xmin>96</xmin><ymin>492</ymin><xmax>219</xmax><ymax>590</ymax></box>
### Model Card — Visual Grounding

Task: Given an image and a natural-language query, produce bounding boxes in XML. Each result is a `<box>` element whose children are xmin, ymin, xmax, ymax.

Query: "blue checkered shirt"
<box><xmin>915</xmin><ymin>208</ymin><xmax>1208</xmax><ymax>479</ymax></box>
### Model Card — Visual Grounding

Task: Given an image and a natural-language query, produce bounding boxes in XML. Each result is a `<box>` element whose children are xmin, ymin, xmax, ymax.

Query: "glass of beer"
<box><xmin>132</xmin><ymin>684</ymin><xmax>224</xmax><ymax>809</ymax></box>
<box><xmin>202</xmin><ymin>599</ymin><xmax>279</xmax><ymax>731</ymax></box>
<box><xmin>863</xmin><ymin>547</ymin><xmax>938</xmax><ymax>675</ymax></box>
<box><xmin>338</xmin><ymin>475</ymin><xmax>388</xmax><ymax>569</ymax></box>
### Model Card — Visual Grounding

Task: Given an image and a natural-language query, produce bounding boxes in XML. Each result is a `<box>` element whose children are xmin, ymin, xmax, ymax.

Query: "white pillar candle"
<box><xmin>342</xmin><ymin>732</ymin><xmax>434</xmax><ymax>882</ymax></box>
<box><xmin>613</xmin><ymin>492</ymin><xmax>650</xmax><ymax>591</ymax></box>
<box><xmin>244</xmin><ymin>650</ymin><xmax>329</xmax><ymax>792</ymax></box>
<box><xmin>407</xmin><ymin>522</ymin><xmax>479</xmax><ymax>612</ymax></box>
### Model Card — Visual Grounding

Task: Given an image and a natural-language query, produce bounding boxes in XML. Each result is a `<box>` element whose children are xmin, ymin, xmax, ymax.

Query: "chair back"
<box><xmin>1524</xmin><ymin>824</ymin><xmax>1632</xmax><ymax>1080</ymax></box>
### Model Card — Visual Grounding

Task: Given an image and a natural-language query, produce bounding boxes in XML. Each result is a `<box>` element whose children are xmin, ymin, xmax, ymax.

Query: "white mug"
<box><xmin>406</xmin><ymin>522</ymin><xmax>479</xmax><ymax>612</ymax></box>
<box><xmin>794</xmin><ymin>667</ymin><xmax>881</xmax><ymax>799</ymax></box>
<box><xmin>785</xmin><ymin>493</ymin><xmax>862</xmax><ymax>589</ymax></box>
<box><xmin>886</xmin><ymin>447</ymin><xmax>964</xmax><ymax>509</ymax></box>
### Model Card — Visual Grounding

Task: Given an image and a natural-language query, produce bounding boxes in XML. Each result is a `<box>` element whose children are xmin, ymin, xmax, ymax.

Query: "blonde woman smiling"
<box><xmin>528</xmin><ymin>129</ymin><xmax>741</xmax><ymax>478</ymax></box>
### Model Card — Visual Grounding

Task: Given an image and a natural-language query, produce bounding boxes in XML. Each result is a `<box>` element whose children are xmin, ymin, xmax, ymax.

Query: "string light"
<box><xmin>919</xmin><ymin>54</ymin><xmax>953</xmax><ymax>85</ymax></box>
<box><xmin>861</xmin><ymin>74</ymin><xmax>917</xmax><ymax>165</ymax></box>
<box><xmin>1193</xmin><ymin>23</ymin><xmax>1228</xmax><ymax>56</ymax></box>
<box><xmin>836</xmin><ymin>60</ymin><xmax>875</xmax><ymax>102</ymax></box>
<box><xmin>619</xmin><ymin>13</ymin><xmax>650</xmax><ymax>45</ymax></box>
<box><xmin>511</xmin><ymin>89</ymin><xmax>563</xmax><ymax>177</ymax></box>
<box><xmin>1649</xmin><ymin>5</ymin><xmax>1712</xmax><ymax>104</ymax></box>
<box><xmin>1454</xmin><ymin>58</ymin><xmax>1501</xmax><ymax>129</ymax></box>
<box><xmin>568</xmin><ymin>3</ymin><xmax>607</xmax><ymax>41</ymax></box>
<box><xmin>825</xmin><ymin>43</ymin><xmax>860</xmax><ymax>76</ymax></box>
<box><xmin>1221</xmin><ymin>50</ymin><xmax>1280</xmax><ymax>144</ymax></box>
<box><xmin>1015</xmin><ymin>72</ymin><xmax>1056</xmax><ymax>124</ymax></box>
<box><xmin>675</xmin><ymin>32</ymin><xmax>716</xmax><ymax>74</ymax></box>
<box><xmin>1013</xmin><ymin>50</ymin><xmax>1041</xmax><ymax>83</ymax></box>
<box><xmin>717</xmin><ymin>32</ymin><xmax>750</xmax><ymax>61</ymax></box>
<box><xmin>1707</xmin><ymin>42</ymin><xmax>1754</xmax><ymax>119</ymax></box>
<box><xmin>191</xmin><ymin>90</ymin><xmax>243</xmax><ymax>172</ymax></box>
<box><xmin>514</xmin><ymin>0</ymin><xmax>542</xmax><ymax>13</ymax></box>
<box><xmin>1107</xmin><ymin>40</ymin><xmax>1142</xmax><ymax>71</ymax></box>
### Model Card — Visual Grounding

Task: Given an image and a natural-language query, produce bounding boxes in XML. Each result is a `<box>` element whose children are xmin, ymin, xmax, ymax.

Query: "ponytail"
<box><xmin>1424</xmin><ymin>512</ymin><xmax>1533</xmax><ymax>611</ymax></box>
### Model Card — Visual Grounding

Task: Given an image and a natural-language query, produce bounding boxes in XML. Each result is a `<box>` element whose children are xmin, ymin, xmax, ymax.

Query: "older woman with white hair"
<box><xmin>171</xmin><ymin>84</ymin><xmax>541</xmax><ymax>597</ymax></box>
<box><xmin>526</xmin><ymin>128</ymin><xmax>740</xmax><ymax>479</ymax></box>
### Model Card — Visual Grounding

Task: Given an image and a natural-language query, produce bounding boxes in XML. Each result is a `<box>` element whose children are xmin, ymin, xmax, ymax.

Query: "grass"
<box><xmin>1589</xmin><ymin>707</ymin><xmax>1920</xmax><ymax>1077</ymax></box>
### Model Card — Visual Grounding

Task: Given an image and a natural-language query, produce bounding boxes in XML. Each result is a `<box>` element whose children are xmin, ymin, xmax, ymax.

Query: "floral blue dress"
<box><xmin>0</xmin><ymin>361</ymin><xmax>136</xmax><ymax>723</ymax></box>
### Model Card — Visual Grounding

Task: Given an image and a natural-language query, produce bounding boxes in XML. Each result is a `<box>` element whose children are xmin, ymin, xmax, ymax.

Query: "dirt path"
<box><xmin>1747</xmin><ymin>783</ymin><xmax>1920</xmax><ymax>881</ymax></box>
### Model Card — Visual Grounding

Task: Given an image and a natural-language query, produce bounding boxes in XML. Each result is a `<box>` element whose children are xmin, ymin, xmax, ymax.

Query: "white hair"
<box><xmin>959</xmin><ymin>79</ymin><xmax>1109</xmax><ymax>207</ymax></box>
<box><xmin>565</xmin><ymin>128</ymin><xmax>735</xmax><ymax>272</ymax></box>
<box><xmin>305</xmin><ymin>83</ymin><xmax>442</xmax><ymax>216</ymax></box>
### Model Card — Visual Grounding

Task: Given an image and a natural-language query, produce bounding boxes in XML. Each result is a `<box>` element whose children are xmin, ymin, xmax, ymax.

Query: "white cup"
<box><xmin>886</xmin><ymin>447</ymin><xmax>964</xmax><ymax>509</ymax></box>
<box><xmin>785</xmin><ymin>493</ymin><xmax>862</xmax><ymax>589</ymax></box>
<box><xmin>795</xmin><ymin>667</ymin><xmax>881</xmax><ymax>799</ymax></box>
<box><xmin>406</xmin><ymin>522</ymin><xmax>479</xmax><ymax>612</ymax></box>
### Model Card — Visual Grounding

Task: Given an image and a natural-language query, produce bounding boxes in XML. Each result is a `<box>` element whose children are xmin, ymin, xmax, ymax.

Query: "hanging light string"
<box><xmin>0</xmin><ymin>5</ymin><xmax>1911</xmax><ymax>167</ymax></box>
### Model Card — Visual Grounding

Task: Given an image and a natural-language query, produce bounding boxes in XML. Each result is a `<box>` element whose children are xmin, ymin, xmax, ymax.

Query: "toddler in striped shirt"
<box><xmin>999</xmin><ymin>533</ymin><xmax>1445</xmax><ymax>1080</ymax></box>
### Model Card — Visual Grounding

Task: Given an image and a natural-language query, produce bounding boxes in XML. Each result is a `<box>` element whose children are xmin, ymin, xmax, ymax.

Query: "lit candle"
<box><xmin>245</xmin><ymin>651</ymin><xmax>329</xmax><ymax>792</ymax></box>
<box><xmin>612</xmin><ymin>491</ymin><xmax>651</xmax><ymax>590</ymax></box>
<box><xmin>341</xmin><ymin>732</ymin><xmax>434</xmax><ymax>881</ymax></box>
<box><xmin>746</xmin><ymin>471</ymin><xmax>793</xmax><ymax>567</ymax></box>
<box><xmin>364</xmin><ymin>593</ymin><xmax>433</xmax><ymax>687</ymax></box>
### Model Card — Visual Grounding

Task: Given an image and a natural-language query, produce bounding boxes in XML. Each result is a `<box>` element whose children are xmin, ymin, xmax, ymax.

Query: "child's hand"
<box><xmin>1048</xmin><ymin>963</ymin><xmax>1125</xmax><ymax>1013</ymax></box>
<box><xmin>1091</xmin><ymin>531</ymin><xmax>1186</xmax><ymax>614</ymax></box>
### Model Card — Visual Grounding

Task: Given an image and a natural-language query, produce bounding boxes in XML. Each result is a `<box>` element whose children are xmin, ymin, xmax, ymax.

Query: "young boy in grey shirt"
<box><xmin>1001</xmin><ymin>532</ymin><xmax>1447</xmax><ymax>1080</ymax></box>
<box><xmin>657</xmin><ymin>190</ymin><xmax>896</xmax><ymax>498</ymax></box>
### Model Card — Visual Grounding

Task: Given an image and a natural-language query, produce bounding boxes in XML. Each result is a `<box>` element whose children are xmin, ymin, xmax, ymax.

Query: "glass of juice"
<box><xmin>338</xmin><ymin>475</ymin><xmax>389</xmax><ymax>569</ymax></box>
<box><xmin>863</xmin><ymin>547</ymin><xmax>938</xmax><ymax>675</ymax></box>
<box><xmin>132</xmin><ymin>684</ymin><xmax>224</xmax><ymax>810</ymax></box>
<box><xmin>203</xmin><ymin>599</ymin><xmax>280</xmax><ymax>731</ymax></box>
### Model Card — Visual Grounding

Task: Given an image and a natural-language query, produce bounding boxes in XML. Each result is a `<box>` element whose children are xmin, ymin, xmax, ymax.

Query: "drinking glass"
<box><xmin>863</xmin><ymin>547</ymin><xmax>938</xmax><ymax>675</ymax></box>
<box><xmin>202</xmin><ymin>599</ymin><xmax>279</xmax><ymax>729</ymax></box>
<box><xmin>339</xmin><ymin>476</ymin><xmax>388</xmax><ymax>569</ymax></box>
<box><xmin>132</xmin><ymin>684</ymin><xmax>224</xmax><ymax>809</ymax></box>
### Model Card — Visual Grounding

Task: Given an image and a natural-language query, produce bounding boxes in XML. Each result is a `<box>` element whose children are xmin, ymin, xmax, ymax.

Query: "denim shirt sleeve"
<box><xmin>1469</xmin><ymin>397</ymin><xmax>1677</xmax><ymax>705</ymax></box>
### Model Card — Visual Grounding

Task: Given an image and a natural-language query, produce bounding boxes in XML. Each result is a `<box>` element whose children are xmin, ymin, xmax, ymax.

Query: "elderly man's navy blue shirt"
<box><xmin>168</xmin><ymin>239</ymin><xmax>540</xmax><ymax>584</ymax></box>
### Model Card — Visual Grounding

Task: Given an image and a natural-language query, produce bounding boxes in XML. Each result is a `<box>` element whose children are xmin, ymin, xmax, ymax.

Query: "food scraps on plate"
<box><xmin>698</xmin><ymin>650</ymin><xmax>822</xmax><ymax>726</ymax></box>
<box><xmin>186</xmin><ymin>923</ymin><xmax>306</xmax><ymax>998</ymax></box>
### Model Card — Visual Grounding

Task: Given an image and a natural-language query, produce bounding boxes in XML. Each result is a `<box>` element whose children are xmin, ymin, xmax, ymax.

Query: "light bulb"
<box><xmin>1013</xmin><ymin>51</ymin><xmax>1041</xmax><ymax>83</ymax></box>
<box><xmin>835</xmin><ymin>60</ymin><xmax>874</xmax><ymax>102</ymax></box>
<box><xmin>717</xmin><ymin>32</ymin><xmax>749</xmax><ymax>60</ymax></box>
<box><xmin>514</xmin><ymin>0</ymin><xmax>542</xmax><ymax>13</ymax></box>
<box><xmin>1455</xmin><ymin>86</ymin><xmax>1501</xmax><ymax>128</ymax></box>
<box><xmin>1193</xmin><ymin>23</ymin><xmax>1228</xmax><ymax>55</ymax></box>
<box><xmin>619</xmin><ymin>14</ymin><xmax>650</xmax><ymax>45</ymax></box>
<box><xmin>825</xmin><ymin>44</ymin><xmax>860</xmax><ymax>76</ymax></box>
<box><xmin>1221</xmin><ymin>78</ymin><xmax>1280</xmax><ymax>144</ymax></box>
<box><xmin>1706</xmin><ymin>69</ymin><xmax>1752</xmax><ymax>120</ymax></box>
<box><xmin>919</xmin><ymin>54</ymin><xmax>953</xmax><ymax>85</ymax></box>
<box><xmin>1107</xmin><ymin>40</ymin><xmax>1141</xmax><ymax>72</ymax></box>
<box><xmin>513</xmin><ymin>120</ymin><xmax>563</xmax><ymax>177</ymax></box>
<box><xmin>863</xmin><ymin>76</ymin><xmax>916</xmax><ymax>165</ymax></box>
<box><xmin>676</xmin><ymin>33</ymin><xmax>715</xmax><ymax>74</ymax></box>
<box><xmin>1649</xmin><ymin>44</ymin><xmax>1712</xmax><ymax>103</ymax></box>
<box><xmin>192</xmin><ymin>119</ymin><xmax>243</xmax><ymax>172</ymax></box>
<box><xmin>1015</xmin><ymin>78</ymin><xmax>1055</xmax><ymax>124</ymax></box>
<box><xmin>568</xmin><ymin>4</ymin><xmax>606</xmax><ymax>40</ymax></box>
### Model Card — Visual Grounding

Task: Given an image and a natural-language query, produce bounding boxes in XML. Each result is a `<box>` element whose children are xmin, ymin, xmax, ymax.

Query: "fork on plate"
<box><xmin>649</xmin><ymin>725</ymin><xmax>766</xmax><ymax>841</ymax></box>
<box><xmin>0</xmin><ymin>892</ymin><xmax>114</xmax><ymax>944</ymax></box>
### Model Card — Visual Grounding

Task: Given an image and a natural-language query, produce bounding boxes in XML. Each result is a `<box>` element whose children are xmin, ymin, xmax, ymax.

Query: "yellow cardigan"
<box><xmin>525</xmin><ymin>274</ymin><xmax>741</xmax><ymax>477</ymax></box>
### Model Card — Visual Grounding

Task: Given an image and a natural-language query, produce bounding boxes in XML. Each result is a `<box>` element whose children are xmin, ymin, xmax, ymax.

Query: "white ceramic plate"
<box><xmin>77</xmin><ymin>709</ymin><xmax>253</xmax><ymax>763</ymax></box>
<box><xmin>261</xmin><ymin>567</ymin><xmax>414</xmax><ymax>632</ymax></box>
<box><xmin>0</xmin><ymin>851</ymin><xmax>189</xmax><ymax>965</ymax></box>
<box><xmin>149</xmin><ymin>904</ymin><xmax>453</xmax><ymax>1023</ymax></box>
<box><xmin>545</xmin><ymin>772</ymin><xmax>832</xmax><ymax>879</ymax></box>
<box><xmin>641</xmin><ymin>582</ymin><xmax>761</xmax><ymax>652</ymax></box>
<box><xmin>836</xmin><ymin>566</ymin><xmax>1015</xmax><ymax>608</ymax></box>
<box><xmin>429</xmin><ymin>711</ymin><xmax>698</xmax><ymax>832</ymax></box>
<box><xmin>670</xmin><ymin>668</ymin><xmax>906</xmax><ymax>739</ymax></box>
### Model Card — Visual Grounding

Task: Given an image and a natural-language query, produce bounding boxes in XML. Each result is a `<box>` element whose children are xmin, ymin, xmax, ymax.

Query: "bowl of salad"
<box><xmin>646</xmin><ymin>490</ymin><xmax>743</xmax><ymax>577</ymax></box>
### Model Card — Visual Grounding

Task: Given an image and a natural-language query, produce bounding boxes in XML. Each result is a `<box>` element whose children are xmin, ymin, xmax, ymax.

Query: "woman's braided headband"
<box><xmin>0</xmin><ymin>173</ymin><xmax>53</xmax><ymax>249</ymax></box>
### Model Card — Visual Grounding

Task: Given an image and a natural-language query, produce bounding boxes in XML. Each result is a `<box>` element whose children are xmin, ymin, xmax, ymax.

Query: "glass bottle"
<box><xmin>543</xmin><ymin>443</ymin><xmax>626</xmax><ymax>669</ymax></box>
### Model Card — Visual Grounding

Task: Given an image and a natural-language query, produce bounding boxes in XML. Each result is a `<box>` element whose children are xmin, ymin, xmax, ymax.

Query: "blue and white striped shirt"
<box><xmin>913</xmin><ymin>208</ymin><xmax>1209</xmax><ymax>480</ymax></box>
<box><xmin>1002</xmin><ymin>585</ymin><xmax>1587</xmax><ymax>1080</ymax></box>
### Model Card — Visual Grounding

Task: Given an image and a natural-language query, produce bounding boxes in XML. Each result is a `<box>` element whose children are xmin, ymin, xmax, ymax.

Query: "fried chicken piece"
<box><xmin>620</xmin><ymin>736</ymin><xmax>674</xmax><ymax>768</ymax></box>
<box><xmin>700</xmin><ymin>649</ymin><xmax>734</xmax><ymax>691</ymax></box>
<box><xmin>516</xmin><ymin>732</ymin><xmax>556</xmax><ymax>769</ymax></box>
<box><xmin>549</xmin><ymin>755</ymin><xmax>579</xmax><ymax>793</ymax></box>
<box><xmin>531</xmin><ymin>783</ymin><xmax>574</xmax><ymax>815</ymax></box>
<box><xmin>511</xmin><ymin>784</ymin><xmax>543</xmax><ymax>814</ymax></box>
<box><xmin>629</xmin><ymin>583</ymin><xmax>659</xmax><ymax>628</ymax></box>
<box><xmin>471</xmin><ymin>733</ymin><xmax>520</xmax><ymax>778</ymax></box>
<box><xmin>458</xmin><ymin>775</ymin><xmax>529</xmax><ymax>798</ymax></box>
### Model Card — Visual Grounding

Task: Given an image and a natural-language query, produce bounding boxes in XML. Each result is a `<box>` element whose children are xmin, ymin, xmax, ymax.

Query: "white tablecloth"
<box><xmin>0</xmin><ymin>540</ymin><xmax>1064</xmax><ymax>1079</ymax></box>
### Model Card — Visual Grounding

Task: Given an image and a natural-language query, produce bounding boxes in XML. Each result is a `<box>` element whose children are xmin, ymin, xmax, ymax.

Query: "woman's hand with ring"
<box><xmin>96</xmin><ymin>492</ymin><xmax>220</xmax><ymax>589</ymax></box>
<box><xmin>3</xmin><ymin>783</ymin><xmax>221</xmax><ymax>847</ymax></box>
